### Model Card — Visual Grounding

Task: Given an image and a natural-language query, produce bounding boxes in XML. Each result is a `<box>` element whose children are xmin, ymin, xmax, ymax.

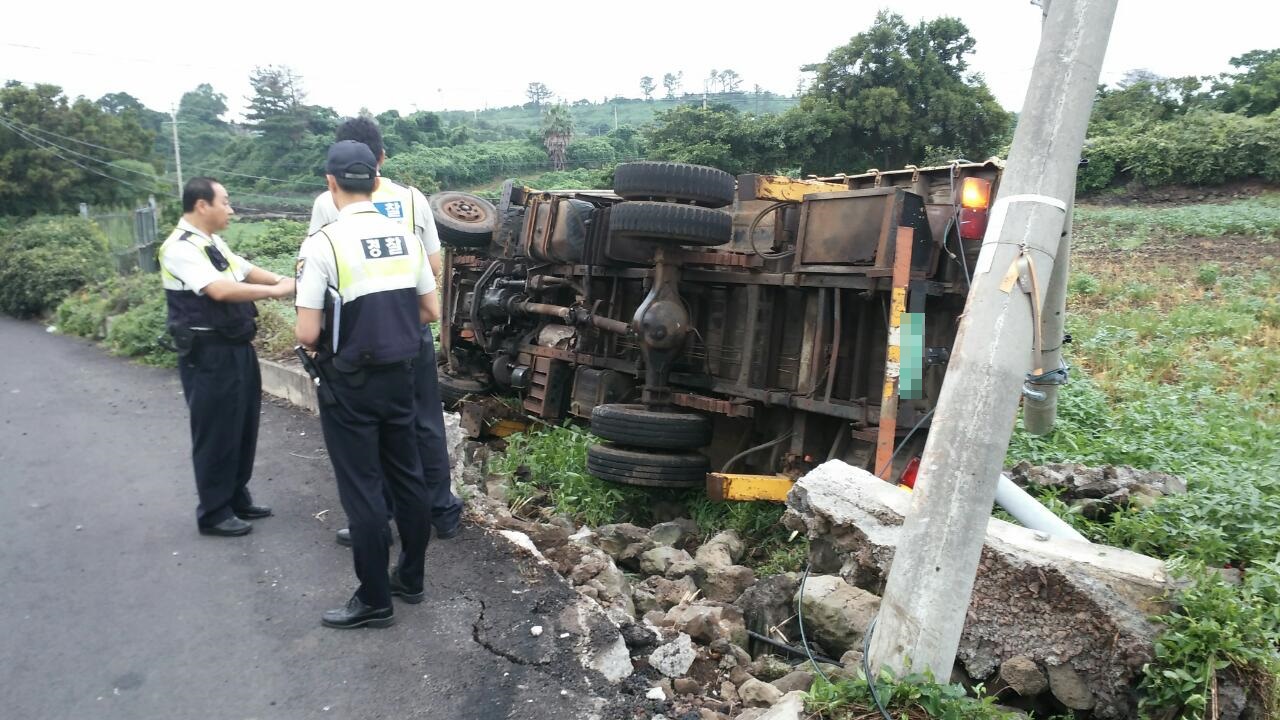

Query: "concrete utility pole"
<box><xmin>868</xmin><ymin>0</ymin><xmax>1117</xmax><ymax>680</ymax></box>
<box><xmin>166</xmin><ymin>107</ymin><xmax>184</xmax><ymax>199</ymax></box>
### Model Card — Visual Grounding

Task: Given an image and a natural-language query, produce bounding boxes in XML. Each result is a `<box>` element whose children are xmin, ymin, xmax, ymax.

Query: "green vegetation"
<box><xmin>806</xmin><ymin>673</ymin><xmax>1022</xmax><ymax>720</ymax></box>
<box><xmin>0</xmin><ymin>216</ymin><xmax>113</xmax><ymax>317</ymax></box>
<box><xmin>1073</xmin><ymin>193</ymin><xmax>1280</xmax><ymax>249</ymax></box>
<box><xmin>489</xmin><ymin>423</ymin><xmax>805</xmax><ymax>574</ymax></box>
<box><xmin>1139</xmin><ymin>559</ymin><xmax>1280</xmax><ymax>719</ymax></box>
<box><xmin>1007</xmin><ymin>199</ymin><xmax>1280</xmax><ymax>718</ymax></box>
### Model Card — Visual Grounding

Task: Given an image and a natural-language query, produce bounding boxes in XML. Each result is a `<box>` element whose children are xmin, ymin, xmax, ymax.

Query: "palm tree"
<box><xmin>542</xmin><ymin>104</ymin><xmax>574</xmax><ymax>171</ymax></box>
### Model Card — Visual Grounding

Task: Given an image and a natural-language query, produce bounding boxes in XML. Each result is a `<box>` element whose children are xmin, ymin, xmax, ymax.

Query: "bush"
<box><xmin>105</xmin><ymin>292</ymin><xmax>175</xmax><ymax>366</ymax></box>
<box><xmin>56</xmin><ymin>273</ymin><xmax>159</xmax><ymax>339</ymax></box>
<box><xmin>1080</xmin><ymin>110</ymin><xmax>1280</xmax><ymax>193</ymax></box>
<box><xmin>382</xmin><ymin>140</ymin><xmax>549</xmax><ymax>190</ymax></box>
<box><xmin>226</xmin><ymin>219</ymin><xmax>308</xmax><ymax>261</ymax></box>
<box><xmin>0</xmin><ymin>216</ymin><xmax>113</xmax><ymax>317</ymax></box>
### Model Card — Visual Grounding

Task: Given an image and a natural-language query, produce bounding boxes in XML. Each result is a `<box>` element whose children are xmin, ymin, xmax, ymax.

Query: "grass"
<box><xmin>487</xmin><ymin>422</ymin><xmax>805</xmax><ymax>573</ymax></box>
<box><xmin>806</xmin><ymin>673</ymin><xmax>1025</xmax><ymax>720</ymax></box>
<box><xmin>1072</xmin><ymin>192</ymin><xmax>1280</xmax><ymax>250</ymax></box>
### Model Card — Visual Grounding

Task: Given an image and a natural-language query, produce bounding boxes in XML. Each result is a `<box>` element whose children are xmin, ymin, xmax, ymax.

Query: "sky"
<box><xmin>1</xmin><ymin>1</ymin><xmax>1276</xmax><ymax>122</ymax></box>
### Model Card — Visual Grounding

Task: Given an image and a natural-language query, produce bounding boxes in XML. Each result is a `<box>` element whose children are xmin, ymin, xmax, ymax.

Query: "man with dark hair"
<box><xmin>160</xmin><ymin>177</ymin><xmax>295</xmax><ymax>536</ymax></box>
<box><xmin>295</xmin><ymin>140</ymin><xmax>440</xmax><ymax>628</ymax></box>
<box><xmin>309</xmin><ymin>118</ymin><xmax>462</xmax><ymax>548</ymax></box>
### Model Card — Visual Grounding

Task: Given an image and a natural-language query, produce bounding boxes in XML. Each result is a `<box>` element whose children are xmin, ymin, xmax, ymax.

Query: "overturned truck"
<box><xmin>431</xmin><ymin>160</ymin><xmax>1003</xmax><ymax>489</ymax></box>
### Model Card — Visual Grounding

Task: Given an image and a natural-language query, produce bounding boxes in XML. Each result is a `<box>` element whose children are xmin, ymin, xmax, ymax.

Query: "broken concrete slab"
<box><xmin>793</xmin><ymin>574</ymin><xmax>879</xmax><ymax>657</ymax></box>
<box><xmin>785</xmin><ymin>460</ymin><xmax>1172</xmax><ymax>720</ymax></box>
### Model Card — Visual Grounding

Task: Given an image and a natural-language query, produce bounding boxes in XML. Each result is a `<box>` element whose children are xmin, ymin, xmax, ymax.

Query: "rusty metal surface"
<box><xmin>737</xmin><ymin>174</ymin><xmax>850</xmax><ymax>202</ymax></box>
<box><xmin>671</xmin><ymin>392</ymin><xmax>756</xmax><ymax>418</ymax></box>
<box><xmin>795</xmin><ymin>188</ymin><xmax>903</xmax><ymax>267</ymax></box>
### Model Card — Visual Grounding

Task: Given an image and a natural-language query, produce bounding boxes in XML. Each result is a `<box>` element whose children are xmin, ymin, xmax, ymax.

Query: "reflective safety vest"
<box><xmin>159</xmin><ymin>230</ymin><xmax>256</xmax><ymax>340</ymax></box>
<box><xmin>371</xmin><ymin>178</ymin><xmax>415</xmax><ymax>234</ymax></box>
<box><xmin>315</xmin><ymin>208</ymin><xmax>424</xmax><ymax>366</ymax></box>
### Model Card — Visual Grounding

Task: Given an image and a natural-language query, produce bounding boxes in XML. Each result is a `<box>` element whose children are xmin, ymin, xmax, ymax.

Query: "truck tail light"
<box><xmin>958</xmin><ymin>177</ymin><xmax>992</xmax><ymax>241</ymax></box>
<box><xmin>899</xmin><ymin>455</ymin><xmax>921</xmax><ymax>489</ymax></box>
<box><xmin>961</xmin><ymin>177</ymin><xmax>991</xmax><ymax>209</ymax></box>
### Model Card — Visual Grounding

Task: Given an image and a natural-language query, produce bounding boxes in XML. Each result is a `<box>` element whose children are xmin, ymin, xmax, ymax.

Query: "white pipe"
<box><xmin>995</xmin><ymin>473</ymin><xmax>1088</xmax><ymax>542</ymax></box>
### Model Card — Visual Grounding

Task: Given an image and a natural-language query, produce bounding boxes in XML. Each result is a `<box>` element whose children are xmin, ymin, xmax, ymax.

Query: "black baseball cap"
<box><xmin>325</xmin><ymin>140</ymin><xmax>377</xmax><ymax>180</ymax></box>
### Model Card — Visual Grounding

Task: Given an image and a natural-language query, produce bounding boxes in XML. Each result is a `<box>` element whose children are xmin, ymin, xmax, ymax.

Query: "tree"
<box><xmin>1089</xmin><ymin>70</ymin><xmax>1204</xmax><ymax>133</ymax></box>
<box><xmin>245</xmin><ymin>66</ymin><xmax>310</xmax><ymax>148</ymax></box>
<box><xmin>178</xmin><ymin>84</ymin><xmax>228</xmax><ymax>126</ymax></box>
<box><xmin>640</xmin><ymin>76</ymin><xmax>656</xmax><ymax>101</ymax></box>
<box><xmin>0</xmin><ymin>81</ymin><xmax>159</xmax><ymax>215</ymax></box>
<box><xmin>707</xmin><ymin>69</ymin><xmax>719</xmax><ymax>93</ymax></box>
<box><xmin>542</xmin><ymin>104</ymin><xmax>574</xmax><ymax>170</ymax></box>
<box><xmin>1214</xmin><ymin>49</ymin><xmax>1280</xmax><ymax>116</ymax></box>
<box><xmin>719</xmin><ymin>69</ymin><xmax>742</xmax><ymax>93</ymax></box>
<box><xmin>663</xmin><ymin>72</ymin><xmax>683</xmax><ymax>99</ymax></box>
<box><xmin>644</xmin><ymin>104</ymin><xmax>790</xmax><ymax>175</ymax></box>
<box><xmin>526</xmin><ymin>82</ymin><xmax>553</xmax><ymax>110</ymax></box>
<box><xmin>785</xmin><ymin>11</ymin><xmax>1011</xmax><ymax>175</ymax></box>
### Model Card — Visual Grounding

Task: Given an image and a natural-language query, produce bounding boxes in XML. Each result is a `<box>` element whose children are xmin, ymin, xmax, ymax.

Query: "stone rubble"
<box><xmin>446</xmin><ymin>419</ymin><xmax>1241</xmax><ymax>720</ymax></box>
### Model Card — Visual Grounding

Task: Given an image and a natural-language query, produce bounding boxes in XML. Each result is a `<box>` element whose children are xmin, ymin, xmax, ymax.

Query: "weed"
<box><xmin>806</xmin><ymin>672</ymin><xmax>1021</xmax><ymax>720</ymax></box>
<box><xmin>1196</xmin><ymin>262</ymin><xmax>1220</xmax><ymax>288</ymax></box>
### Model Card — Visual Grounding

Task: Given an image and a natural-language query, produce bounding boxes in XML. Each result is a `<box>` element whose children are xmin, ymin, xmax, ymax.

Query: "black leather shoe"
<box><xmin>233</xmin><ymin>504</ymin><xmax>273</xmax><ymax>520</ymax></box>
<box><xmin>389</xmin><ymin>568</ymin><xmax>424</xmax><ymax>604</ymax></box>
<box><xmin>435</xmin><ymin>523</ymin><xmax>461</xmax><ymax>540</ymax></box>
<box><xmin>335</xmin><ymin>527</ymin><xmax>393</xmax><ymax>547</ymax></box>
<box><xmin>198</xmin><ymin>516</ymin><xmax>252</xmax><ymax>537</ymax></box>
<box><xmin>321</xmin><ymin>595</ymin><xmax>394</xmax><ymax>629</ymax></box>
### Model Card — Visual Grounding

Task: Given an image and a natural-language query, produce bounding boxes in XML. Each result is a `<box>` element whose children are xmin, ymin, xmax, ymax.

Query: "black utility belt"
<box><xmin>172</xmin><ymin>328</ymin><xmax>255</xmax><ymax>345</ymax></box>
<box><xmin>321</xmin><ymin>355</ymin><xmax>415</xmax><ymax>374</ymax></box>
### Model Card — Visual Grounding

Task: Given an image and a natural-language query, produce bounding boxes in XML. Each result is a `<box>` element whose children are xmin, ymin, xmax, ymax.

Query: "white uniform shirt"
<box><xmin>308</xmin><ymin>178</ymin><xmax>441</xmax><ymax>257</ymax></box>
<box><xmin>159</xmin><ymin>218</ymin><xmax>255</xmax><ymax>294</ymax></box>
<box><xmin>295</xmin><ymin>201</ymin><xmax>436</xmax><ymax>311</ymax></box>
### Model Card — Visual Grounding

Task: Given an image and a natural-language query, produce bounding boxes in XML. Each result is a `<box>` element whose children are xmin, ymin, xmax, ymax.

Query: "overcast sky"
<box><xmin>1</xmin><ymin>1</ymin><xmax>1275</xmax><ymax>121</ymax></box>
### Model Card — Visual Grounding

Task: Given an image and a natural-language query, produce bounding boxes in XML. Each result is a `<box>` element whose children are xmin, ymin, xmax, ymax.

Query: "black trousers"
<box><xmin>415</xmin><ymin>332</ymin><xmax>462</xmax><ymax>534</ymax></box>
<box><xmin>319</xmin><ymin>360</ymin><xmax>430</xmax><ymax>609</ymax></box>
<box><xmin>178</xmin><ymin>340</ymin><xmax>260</xmax><ymax>527</ymax></box>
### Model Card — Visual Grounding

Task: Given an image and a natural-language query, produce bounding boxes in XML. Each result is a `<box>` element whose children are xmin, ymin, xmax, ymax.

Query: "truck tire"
<box><xmin>613</xmin><ymin>162</ymin><xmax>735</xmax><ymax>208</ymax></box>
<box><xmin>438</xmin><ymin>373</ymin><xmax>488</xmax><ymax>409</ymax></box>
<box><xmin>590</xmin><ymin>403</ymin><xmax>711</xmax><ymax>450</ymax></box>
<box><xmin>609</xmin><ymin>201</ymin><xmax>732</xmax><ymax>247</ymax></box>
<box><xmin>587</xmin><ymin>443</ymin><xmax>709</xmax><ymax>488</ymax></box>
<box><xmin>429</xmin><ymin>191</ymin><xmax>495</xmax><ymax>248</ymax></box>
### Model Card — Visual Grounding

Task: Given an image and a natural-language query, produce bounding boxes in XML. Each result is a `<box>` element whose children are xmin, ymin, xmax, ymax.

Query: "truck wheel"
<box><xmin>438</xmin><ymin>373</ymin><xmax>488</xmax><ymax>409</ymax></box>
<box><xmin>429</xmin><ymin>191</ymin><xmax>495</xmax><ymax>248</ymax></box>
<box><xmin>587</xmin><ymin>443</ymin><xmax>709</xmax><ymax>488</ymax></box>
<box><xmin>613</xmin><ymin>162</ymin><xmax>735</xmax><ymax>208</ymax></box>
<box><xmin>590</xmin><ymin>403</ymin><xmax>711</xmax><ymax>450</ymax></box>
<box><xmin>609</xmin><ymin>201</ymin><xmax>732</xmax><ymax>247</ymax></box>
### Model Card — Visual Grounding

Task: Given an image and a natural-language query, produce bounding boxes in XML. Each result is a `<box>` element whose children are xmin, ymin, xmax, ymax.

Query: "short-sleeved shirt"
<box><xmin>159</xmin><ymin>218</ymin><xmax>255</xmax><ymax>294</ymax></box>
<box><xmin>308</xmin><ymin>177</ymin><xmax>441</xmax><ymax>257</ymax></box>
<box><xmin>295</xmin><ymin>201</ymin><xmax>436</xmax><ymax>311</ymax></box>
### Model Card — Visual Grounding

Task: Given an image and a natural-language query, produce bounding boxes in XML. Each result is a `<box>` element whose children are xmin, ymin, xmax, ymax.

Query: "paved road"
<box><xmin>0</xmin><ymin>316</ymin><xmax>613</xmax><ymax>720</ymax></box>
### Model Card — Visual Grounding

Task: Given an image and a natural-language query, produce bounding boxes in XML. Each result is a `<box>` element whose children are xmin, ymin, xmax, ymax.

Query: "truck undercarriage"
<box><xmin>431</xmin><ymin>160</ymin><xmax>1003</xmax><ymax>489</ymax></box>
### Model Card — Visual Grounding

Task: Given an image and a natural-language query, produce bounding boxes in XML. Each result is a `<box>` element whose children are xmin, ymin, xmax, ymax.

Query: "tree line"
<box><xmin>2</xmin><ymin>11</ymin><xmax>1278</xmax><ymax>218</ymax></box>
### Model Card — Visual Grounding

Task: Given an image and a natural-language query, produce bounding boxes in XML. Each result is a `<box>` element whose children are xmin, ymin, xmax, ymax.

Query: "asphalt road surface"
<box><xmin>0</xmin><ymin>316</ymin><xmax>617</xmax><ymax>720</ymax></box>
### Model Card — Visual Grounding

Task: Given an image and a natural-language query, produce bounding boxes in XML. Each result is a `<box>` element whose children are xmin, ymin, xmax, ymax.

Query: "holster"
<box><xmin>168</xmin><ymin>326</ymin><xmax>196</xmax><ymax>358</ymax></box>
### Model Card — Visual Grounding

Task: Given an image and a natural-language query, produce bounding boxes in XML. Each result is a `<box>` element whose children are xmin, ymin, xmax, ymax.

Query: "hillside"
<box><xmin>439</xmin><ymin>92</ymin><xmax>799</xmax><ymax>136</ymax></box>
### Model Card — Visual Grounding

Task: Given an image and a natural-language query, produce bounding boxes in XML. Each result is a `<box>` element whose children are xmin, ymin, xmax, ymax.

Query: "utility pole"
<box><xmin>868</xmin><ymin>0</ymin><xmax>1117</xmax><ymax>680</ymax></box>
<box><xmin>1024</xmin><ymin>0</ymin><xmax>1073</xmax><ymax>437</ymax></box>
<box><xmin>165</xmin><ymin>106</ymin><xmax>184</xmax><ymax>199</ymax></box>
<box><xmin>613</xmin><ymin>104</ymin><xmax>619</xmax><ymax>131</ymax></box>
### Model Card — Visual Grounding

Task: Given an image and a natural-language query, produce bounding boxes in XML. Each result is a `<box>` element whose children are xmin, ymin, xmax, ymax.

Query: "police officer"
<box><xmin>160</xmin><ymin>177</ymin><xmax>295</xmax><ymax>537</ymax></box>
<box><xmin>309</xmin><ymin>117</ymin><xmax>462</xmax><ymax>547</ymax></box>
<box><xmin>296</xmin><ymin>140</ymin><xmax>439</xmax><ymax>629</ymax></box>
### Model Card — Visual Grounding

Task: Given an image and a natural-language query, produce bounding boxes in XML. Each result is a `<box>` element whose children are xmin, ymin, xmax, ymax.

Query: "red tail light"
<box><xmin>958</xmin><ymin>177</ymin><xmax>991</xmax><ymax>241</ymax></box>
<box><xmin>899</xmin><ymin>456</ymin><xmax>921</xmax><ymax>489</ymax></box>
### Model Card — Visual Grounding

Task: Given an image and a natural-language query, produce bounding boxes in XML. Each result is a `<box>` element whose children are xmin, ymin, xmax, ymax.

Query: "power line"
<box><xmin>0</xmin><ymin>117</ymin><xmax>161</xmax><ymax>179</ymax></box>
<box><xmin>0</xmin><ymin>117</ymin><xmax>155</xmax><ymax>193</ymax></box>
<box><xmin>0</xmin><ymin>115</ymin><xmax>154</xmax><ymax>160</ymax></box>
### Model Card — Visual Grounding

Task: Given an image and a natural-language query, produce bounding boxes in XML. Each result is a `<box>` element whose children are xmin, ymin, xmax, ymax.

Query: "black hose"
<box><xmin>720</xmin><ymin>431</ymin><xmax>793</xmax><ymax>473</ymax></box>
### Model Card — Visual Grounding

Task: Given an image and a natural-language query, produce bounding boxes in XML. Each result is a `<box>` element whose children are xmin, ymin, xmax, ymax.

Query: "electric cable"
<box><xmin>747</xmin><ymin>201</ymin><xmax>795</xmax><ymax>259</ymax></box>
<box><xmin>719</xmin><ymin>431</ymin><xmax>793</xmax><ymax>473</ymax></box>
<box><xmin>794</xmin><ymin>405</ymin><xmax>936</xmax><ymax>719</ymax></box>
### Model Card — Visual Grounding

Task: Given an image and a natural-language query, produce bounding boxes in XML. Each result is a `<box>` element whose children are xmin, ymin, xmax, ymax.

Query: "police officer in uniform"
<box><xmin>295</xmin><ymin>141</ymin><xmax>439</xmax><ymax>628</ymax></box>
<box><xmin>308</xmin><ymin>117</ymin><xmax>462</xmax><ymax>546</ymax></box>
<box><xmin>160</xmin><ymin>177</ymin><xmax>295</xmax><ymax>536</ymax></box>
